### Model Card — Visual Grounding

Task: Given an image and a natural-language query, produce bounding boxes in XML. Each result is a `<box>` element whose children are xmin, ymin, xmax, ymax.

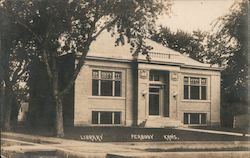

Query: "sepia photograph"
<box><xmin>0</xmin><ymin>0</ymin><xmax>249</xmax><ymax>157</ymax></box>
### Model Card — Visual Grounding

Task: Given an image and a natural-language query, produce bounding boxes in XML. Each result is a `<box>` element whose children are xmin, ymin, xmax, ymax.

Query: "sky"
<box><xmin>157</xmin><ymin>0</ymin><xmax>236</xmax><ymax>33</ymax></box>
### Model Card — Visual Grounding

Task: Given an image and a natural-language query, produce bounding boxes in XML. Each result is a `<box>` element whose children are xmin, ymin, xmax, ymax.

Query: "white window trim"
<box><xmin>92</xmin><ymin>111</ymin><xmax>121</xmax><ymax>125</ymax></box>
<box><xmin>92</xmin><ymin>70</ymin><xmax>122</xmax><ymax>97</ymax></box>
<box><xmin>184</xmin><ymin>113</ymin><xmax>207</xmax><ymax>125</ymax></box>
<box><xmin>183</xmin><ymin>77</ymin><xmax>207</xmax><ymax>100</ymax></box>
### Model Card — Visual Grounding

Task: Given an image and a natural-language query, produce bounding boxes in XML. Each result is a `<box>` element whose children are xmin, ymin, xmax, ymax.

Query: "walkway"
<box><xmin>176</xmin><ymin>127</ymin><xmax>250</xmax><ymax>137</ymax></box>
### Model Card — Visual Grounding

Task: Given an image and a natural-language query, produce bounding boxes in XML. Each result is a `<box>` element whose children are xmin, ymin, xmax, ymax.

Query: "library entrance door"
<box><xmin>149</xmin><ymin>85</ymin><xmax>161</xmax><ymax>116</ymax></box>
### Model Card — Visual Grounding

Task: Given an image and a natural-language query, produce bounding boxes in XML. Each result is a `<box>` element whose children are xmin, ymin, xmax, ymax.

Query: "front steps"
<box><xmin>145</xmin><ymin>117</ymin><xmax>183</xmax><ymax>128</ymax></box>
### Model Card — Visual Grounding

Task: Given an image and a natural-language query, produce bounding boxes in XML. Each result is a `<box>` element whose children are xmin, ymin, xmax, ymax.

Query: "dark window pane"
<box><xmin>92</xmin><ymin>111</ymin><xmax>98</xmax><ymax>124</ymax></box>
<box><xmin>101</xmin><ymin>80</ymin><xmax>112</xmax><ymax>96</ymax></box>
<box><xmin>154</xmin><ymin>75</ymin><xmax>160</xmax><ymax>81</ymax></box>
<box><xmin>149</xmin><ymin>88</ymin><xmax>160</xmax><ymax>93</ymax></box>
<box><xmin>184</xmin><ymin>77</ymin><xmax>189</xmax><ymax>85</ymax></box>
<box><xmin>201</xmin><ymin>113</ymin><xmax>206</xmax><ymax>124</ymax></box>
<box><xmin>100</xmin><ymin>112</ymin><xmax>112</xmax><ymax>124</ymax></box>
<box><xmin>149</xmin><ymin>94</ymin><xmax>160</xmax><ymax>115</ymax></box>
<box><xmin>184</xmin><ymin>85</ymin><xmax>189</xmax><ymax>99</ymax></box>
<box><xmin>115</xmin><ymin>81</ymin><xmax>121</xmax><ymax>96</ymax></box>
<box><xmin>114</xmin><ymin>112</ymin><xmax>121</xmax><ymax>124</ymax></box>
<box><xmin>184</xmin><ymin>113</ymin><xmax>188</xmax><ymax>124</ymax></box>
<box><xmin>190</xmin><ymin>86</ymin><xmax>200</xmax><ymax>99</ymax></box>
<box><xmin>149</xmin><ymin>74</ymin><xmax>153</xmax><ymax>81</ymax></box>
<box><xmin>92</xmin><ymin>80</ymin><xmax>99</xmax><ymax>96</ymax></box>
<box><xmin>201</xmin><ymin>86</ymin><xmax>206</xmax><ymax>100</ymax></box>
<box><xmin>190</xmin><ymin>113</ymin><xmax>199</xmax><ymax>124</ymax></box>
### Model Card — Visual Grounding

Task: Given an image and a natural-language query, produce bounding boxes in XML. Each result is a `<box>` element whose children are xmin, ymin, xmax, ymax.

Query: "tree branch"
<box><xmin>41</xmin><ymin>16</ymin><xmax>54</xmax><ymax>81</ymax></box>
<box><xmin>92</xmin><ymin>17</ymin><xmax>119</xmax><ymax>40</ymax></box>
<box><xmin>16</xmin><ymin>62</ymin><xmax>28</xmax><ymax>80</ymax></box>
<box><xmin>59</xmin><ymin>37</ymin><xmax>93</xmax><ymax>97</ymax></box>
<box><xmin>0</xmin><ymin>8</ymin><xmax>42</xmax><ymax>43</ymax></box>
<box><xmin>10</xmin><ymin>59</ymin><xmax>30</xmax><ymax>85</ymax></box>
<box><xmin>59</xmin><ymin>5</ymin><xmax>103</xmax><ymax>96</ymax></box>
<box><xmin>10</xmin><ymin>62</ymin><xmax>22</xmax><ymax>85</ymax></box>
<box><xmin>42</xmin><ymin>49</ymin><xmax>53</xmax><ymax>80</ymax></box>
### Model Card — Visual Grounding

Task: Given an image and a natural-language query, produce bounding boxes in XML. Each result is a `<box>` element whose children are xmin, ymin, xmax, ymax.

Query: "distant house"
<box><xmin>18</xmin><ymin>102</ymin><xmax>29</xmax><ymax>122</ymax></box>
<box><xmin>73</xmin><ymin>32</ymin><xmax>222</xmax><ymax>127</ymax></box>
<box><xmin>233</xmin><ymin>110</ymin><xmax>250</xmax><ymax>129</ymax></box>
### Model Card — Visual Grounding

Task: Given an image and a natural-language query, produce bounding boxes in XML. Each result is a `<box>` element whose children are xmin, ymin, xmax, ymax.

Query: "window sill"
<box><xmin>90</xmin><ymin>124</ymin><xmax>122</xmax><ymax>126</ymax></box>
<box><xmin>88</xmin><ymin>96</ymin><xmax>126</xmax><ymax>100</ymax></box>
<box><xmin>181</xmin><ymin>99</ymin><xmax>211</xmax><ymax>103</ymax></box>
<box><xmin>184</xmin><ymin>124</ymin><xmax>207</xmax><ymax>126</ymax></box>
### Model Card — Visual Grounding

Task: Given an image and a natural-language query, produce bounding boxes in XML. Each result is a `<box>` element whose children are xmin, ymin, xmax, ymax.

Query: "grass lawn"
<box><xmin>64</xmin><ymin>126</ymin><xmax>249</xmax><ymax>142</ymax></box>
<box><xmin>7</xmin><ymin>125</ymin><xmax>250</xmax><ymax>142</ymax></box>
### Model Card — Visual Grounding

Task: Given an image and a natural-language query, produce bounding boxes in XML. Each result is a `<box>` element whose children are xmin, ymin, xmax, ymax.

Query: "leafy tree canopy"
<box><xmin>151</xmin><ymin>26</ymin><xmax>207</xmax><ymax>63</ymax></box>
<box><xmin>0</xmin><ymin>0</ymin><xmax>171</xmax><ymax>135</ymax></box>
<box><xmin>215</xmin><ymin>0</ymin><xmax>248</xmax><ymax>113</ymax></box>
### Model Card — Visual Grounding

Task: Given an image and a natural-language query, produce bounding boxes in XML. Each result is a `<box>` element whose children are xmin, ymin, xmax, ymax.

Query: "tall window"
<box><xmin>184</xmin><ymin>77</ymin><xmax>207</xmax><ymax>100</ymax></box>
<box><xmin>92</xmin><ymin>70</ymin><xmax>121</xmax><ymax>96</ymax></box>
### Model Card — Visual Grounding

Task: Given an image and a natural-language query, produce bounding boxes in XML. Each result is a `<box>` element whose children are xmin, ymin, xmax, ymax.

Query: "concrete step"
<box><xmin>145</xmin><ymin>117</ymin><xmax>183</xmax><ymax>128</ymax></box>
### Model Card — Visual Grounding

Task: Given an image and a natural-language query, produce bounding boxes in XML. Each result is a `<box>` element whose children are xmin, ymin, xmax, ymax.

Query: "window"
<box><xmin>92</xmin><ymin>111</ymin><xmax>121</xmax><ymax>125</ymax></box>
<box><xmin>184</xmin><ymin>77</ymin><xmax>207</xmax><ymax>100</ymax></box>
<box><xmin>149</xmin><ymin>72</ymin><xmax>160</xmax><ymax>81</ymax></box>
<box><xmin>92</xmin><ymin>70</ymin><xmax>121</xmax><ymax>96</ymax></box>
<box><xmin>184</xmin><ymin>113</ymin><xmax>206</xmax><ymax>125</ymax></box>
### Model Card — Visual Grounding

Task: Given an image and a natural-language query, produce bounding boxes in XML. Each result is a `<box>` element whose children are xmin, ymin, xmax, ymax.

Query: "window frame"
<box><xmin>183</xmin><ymin>113</ymin><xmax>207</xmax><ymax>125</ymax></box>
<box><xmin>92</xmin><ymin>70</ymin><xmax>122</xmax><ymax>97</ymax></box>
<box><xmin>183</xmin><ymin>76</ymin><xmax>207</xmax><ymax>100</ymax></box>
<box><xmin>92</xmin><ymin>111</ymin><xmax>121</xmax><ymax>125</ymax></box>
<box><xmin>149</xmin><ymin>73</ymin><xmax>160</xmax><ymax>82</ymax></box>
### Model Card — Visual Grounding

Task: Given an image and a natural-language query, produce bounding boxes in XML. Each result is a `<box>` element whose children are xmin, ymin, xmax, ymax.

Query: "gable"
<box><xmin>87</xmin><ymin>31</ymin><xmax>219</xmax><ymax>70</ymax></box>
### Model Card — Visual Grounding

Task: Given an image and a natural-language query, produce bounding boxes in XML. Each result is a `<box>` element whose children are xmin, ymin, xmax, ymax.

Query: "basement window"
<box><xmin>184</xmin><ymin>113</ymin><xmax>206</xmax><ymax>125</ymax></box>
<box><xmin>92</xmin><ymin>111</ymin><xmax>121</xmax><ymax>125</ymax></box>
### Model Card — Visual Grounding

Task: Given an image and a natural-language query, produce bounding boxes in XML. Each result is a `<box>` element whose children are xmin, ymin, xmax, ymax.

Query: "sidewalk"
<box><xmin>176</xmin><ymin>127</ymin><xmax>250</xmax><ymax>137</ymax></box>
<box><xmin>1</xmin><ymin>132</ymin><xmax>250</xmax><ymax>158</ymax></box>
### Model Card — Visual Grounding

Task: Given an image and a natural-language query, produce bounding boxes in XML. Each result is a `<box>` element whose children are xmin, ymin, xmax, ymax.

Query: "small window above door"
<box><xmin>149</xmin><ymin>73</ymin><xmax>160</xmax><ymax>81</ymax></box>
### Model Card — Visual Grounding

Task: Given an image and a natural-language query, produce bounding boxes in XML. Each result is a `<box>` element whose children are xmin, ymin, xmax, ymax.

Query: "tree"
<box><xmin>151</xmin><ymin>26</ymin><xmax>206</xmax><ymax>62</ymax></box>
<box><xmin>0</xmin><ymin>10</ymin><xmax>32</xmax><ymax>130</ymax></box>
<box><xmin>212</xmin><ymin>0</ymin><xmax>248</xmax><ymax>127</ymax></box>
<box><xmin>0</xmin><ymin>0</ymin><xmax>171</xmax><ymax>136</ymax></box>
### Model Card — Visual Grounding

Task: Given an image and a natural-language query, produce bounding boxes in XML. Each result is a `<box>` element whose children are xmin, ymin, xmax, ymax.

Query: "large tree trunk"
<box><xmin>51</xmin><ymin>57</ymin><xmax>64</xmax><ymax>137</ymax></box>
<box><xmin>0</xmin><ymin>81</ymin><xmax>4</xmax><ymax>128</ymax></box>
<box><xmin>3</xmin><ymin>84</ymin><xmax>13</xmax><ymax>131</ymax></box>
<box><xmin>55</xmin><ymin>95</ymin><xmax>64</xmax><ymax>137</ymax></box>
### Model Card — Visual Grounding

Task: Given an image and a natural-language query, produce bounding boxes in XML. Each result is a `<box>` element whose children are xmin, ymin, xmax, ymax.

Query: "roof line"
<box><xmin>86</xmin><ymin>56</ymin><xmax>222</xmax><ymax>71</ymax></box>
